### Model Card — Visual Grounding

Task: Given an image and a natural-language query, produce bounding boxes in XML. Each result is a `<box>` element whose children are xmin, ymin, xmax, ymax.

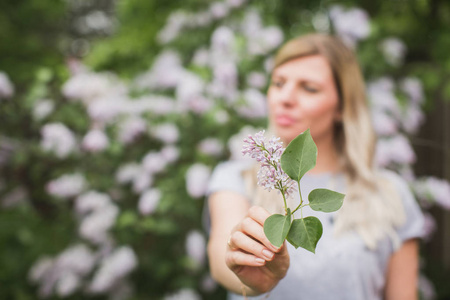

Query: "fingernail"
<box><xmin>262</xmin><ymin>249</ymin><xmax>274</xmax><ymax>260</ymax></box>
<box><xmin>255</xmin><ymin>257</ymin><xmax>265</xmax><ymax>265</ymax></box>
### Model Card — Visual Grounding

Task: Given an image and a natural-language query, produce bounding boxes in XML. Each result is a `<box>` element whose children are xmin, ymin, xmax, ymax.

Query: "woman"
<box><xmin>207</xmin><ymin>34</ymin><xmax>424</xmax><ymax>300</ymax></box>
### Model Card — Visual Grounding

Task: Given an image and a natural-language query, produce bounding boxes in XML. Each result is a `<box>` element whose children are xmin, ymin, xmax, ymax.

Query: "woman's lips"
<box><xmin>275</xmin><ymin>115</ymin><xmax>296</xmax><ymax>126</ymax></box>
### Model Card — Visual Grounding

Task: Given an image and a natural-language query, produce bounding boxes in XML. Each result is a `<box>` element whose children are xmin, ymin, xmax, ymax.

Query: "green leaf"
<box><xmin>287</xmin><ymin>217</ymin><xmax>323</xmax><ymax>253</ymax></box>
<box><xmin>281</xmin><ymin>129</ymin><xmax>317</xmax><ymax>182</ymax></box>
<box><xmin>309</xmin><ymin>188</ymin><xmax>345</xmax><ymax>213</ymax></box>
<box><xmin>263</xmin><ymin>213</ymin><xmax>292</xmax><ymax>248</ymax></box>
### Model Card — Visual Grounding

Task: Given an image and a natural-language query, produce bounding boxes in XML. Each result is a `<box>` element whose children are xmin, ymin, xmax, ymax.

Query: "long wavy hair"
<box><xmin>243</xmin><ymin>34</ymin><xmax>405</xmax><ymax>249</ymax></box>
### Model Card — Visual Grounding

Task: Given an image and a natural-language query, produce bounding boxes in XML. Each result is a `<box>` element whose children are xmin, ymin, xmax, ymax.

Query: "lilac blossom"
<box><xmin>132</xmin><ymin>171</ymin><xmax>154</xmax><ymax>194</ymax></box>
<box><xmin>161</xmin><ymin>145</ymin><xmax>180</xmax><ymax>163</ymax></box>
<box><xmin>401</xmin><ymin>104</ymin><xmax>425</xmax><ymax>135</ymax></box>
<box><xmin>41</xmin><ymin>123</ymin><xmax>77</xmax><ymax>158</ymax></box>
<box><xmin>0</xmin><ymin>71</ymin><xmax>14</xmax><ymax>99</ymax></box>
<box><xmin>414</xmin><ymin>177</ymin><xmax>450</xmax><ymax>210</ymax></box>
<box><xmin>247</xmin><ymin>26</ymin><xmax>284</xmax><ymax>56</ymax></box>
<box><xmin>79</xmin><ymin>204</ymin><xmax>119</xmax><ymax>244</ymax></box>
<box><xmin>380</xmin><ymin>37</ymin><xmax>407</xmax><ymax>67</ymax></box>
<box><xmin>62</xmin><ymin>71</ymin><xmax>125</xmax><ymax>104</ymax></box>
<box><xmin>198</xmin><ymin>138</ymin><xmax>224</xmax><ymax>157</ymax></box>
<box><xmin>186</xmin><ymin>163</ymin><xmax>211</xmax><ymax>198</ymax></box>
<box><xmin>192</xmin><ymin>48</ymin><xmax>210</xmax><ymax>67</ymax></box>
<box><xmin>135</xmin><ymin>51</ymin><xmax>184</xmax><ymax>90</ymax></box>
<box><xmin>165</xmin><ymin>289</ymin><xmax>201</xmax><ymax>300</ymax></box>
<box><xmin>89</xmin><ymin>246</ymin><xmax>137</xmax><ymax>293</ymax></box>
<box><xmin>115</xmin><ymin>163</ymin><xmax>142</xmax><ymax>184</ymax></box>
<box><xmin>46</xmin><ymin>173</ymin><xmax>86</xmax><ymax>198</ymax></box>
<box><xmin>375</xmin><ymin>135</ymin><xmax>416</xmax><ymax>167</ymax></box>
<box><xmin>201</xmin><ymin>274</ymin><xmax>218</xmax><ymax>292</ymax></box>
<box><xmin>82</xmin><ymin>129</ymin><xmax>109</xmax><ymax>152</ymax></box>
<box><xmin>226</xmin><ymin>0</ymin><xmax>247</xmax><ymax>8</ymax></box>
<box><xmin>118</xmin><ymin>117</ymin><xmax>147</xmax><ymax>144</ymax></box>
<box><xmin>75</xmin><ymin>191</ymin><xmax>111</xmax><ymax>215</ymax></box>
<box><xmin>371</xmin><ymin>108</ymin><xmax>398</xmax><ymax>136</ymax></box>
<box><xmin>228</xmin><ymin>126</ymin><xmax>261</xmax><ymax>160</ymax></box>
<box><xmin>142</xmin><ymin>151</ymin><xmax>167</xmax><ymax>174</ymax></box>
<box><xmin>214</xmin><ymin>110</ymin><xmax>230</xmax><ymax>124</ymax></box>
<box><xmin>329</xmin><ymin>5</ymin><xmax>370</xmax><ymax>47</ymax></box>
<box><xmin>237</xmin><ymin>89</ymin><xmax>267</xmax><ymax>119</ymax></box>
<box><xmin>246</xmin><ymin>72</ymin><xmax>267</xmax><ymax>89</ymax></box>
<box><xmin>209</xmin><ymin>2</ymin><xmax>229</xmax><ymax>19</ymax></box>
<box><xmin>401</xmin><ymin>77</ymin><xmax>425</xmax><ymax>105</ymax></box>
<box><xmin>33</xmin><ymin>99</ymin><xmax>54</xmax><ymax>120</ymax></box>
<box><xmin>138</xmin><ymin>188</ymin><xmax>161</xmax><ymax>215</ymax></box>
<box><xmin>87</xmin><ymin>95</ymin><xmax>127</xmax><ymax>123</ymax></box>
<box><xmin>242</xmin><ymin>131</ymin><xmax>296</xmax><ymax>199</ymax></box>
<box><xmin>422</xmin><ymin>213</ymin><xmax>437</xmax><ymax>241</ymax></box>
<box><xmin>151</xmin><ymin>123</ymin><xmax>179</xmax><ymax>144</ymax></box>
<box><xmin>185</xmin><ymin>230</ymin><xmax>206</xmax><ymax>267</ymax></box>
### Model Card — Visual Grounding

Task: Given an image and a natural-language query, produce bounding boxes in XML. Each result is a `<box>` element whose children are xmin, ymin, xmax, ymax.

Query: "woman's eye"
<box><xmin>303</xmin><ymin>84</ymin><xmax>318</xmax><ymax>93</ymax></box>
<box><xmin>271</xmin><ymin>80</ymin><xmax>284</xmax><ymax>88</ymax></box>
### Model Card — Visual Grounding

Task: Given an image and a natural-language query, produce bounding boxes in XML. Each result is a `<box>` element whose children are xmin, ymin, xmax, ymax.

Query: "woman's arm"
<box><xmin>384</xmin><ymin>239</ymin><xmax>420</xmax><ymax>300</ymax></box>
<box><xmin>207</xmin><ymin>191</ymin><xmax>289</xmax><ymax>296</ymax></box>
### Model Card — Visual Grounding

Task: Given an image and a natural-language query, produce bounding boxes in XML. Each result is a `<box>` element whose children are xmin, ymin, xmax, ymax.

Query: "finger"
<box><xmin>239</xmin><ymin>216</ymin><xmax>279</xmax><ymax>254</ymax></box>
<box><xmin>225</xmin><ymin>249</ymin><xmax>266</xmax><ymax>270</ymax></box>
<box><xmin>246</xmin><ymin>206</ymin><xmax>282</xmax><ymax>252</ymax></box>
<box><xmin>230</xmin><ymin>231</ymin><xmax>275</xmax><ymax>261</ymax></box>
<box><xmin>247</xmin><ymin>206</ymin><xmax>271</xmax><ymax>226</ymax></box>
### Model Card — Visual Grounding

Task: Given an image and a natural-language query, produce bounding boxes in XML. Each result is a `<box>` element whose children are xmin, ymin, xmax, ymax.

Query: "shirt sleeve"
<box><xmin>383</xmin><ymin>171</ymin><xmax>425</xmax><ymax>244</ymax></box>
<box><xmin>206</xmin><ymin>160</ymin><xmax>251</xmax><ymax>197</ymax></box>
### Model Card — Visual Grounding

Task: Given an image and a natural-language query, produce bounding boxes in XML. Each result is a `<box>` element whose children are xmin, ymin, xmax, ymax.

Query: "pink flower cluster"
<box><xmin>242</xmin><ymin>131</ymin><xmax>296</xmax><ymax>198</ymax></box>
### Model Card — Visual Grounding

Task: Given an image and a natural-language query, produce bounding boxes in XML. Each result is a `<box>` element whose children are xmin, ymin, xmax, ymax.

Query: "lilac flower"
<box><xmin>151</xmin><ymin>123</ymin><xmax>179</xmax><ymax>144</ymax></box>
<box><xmin>371</xmin><ymin>108</ymin><xmax>398</xmax><ymax>136</ymax></box>
<box><xmin>209</xmin><ymin>2</ymin><xmax>229</xmax><ymax>19</ymax></box>
<box><xmin>41</xmin><ymin>123</ymin><xmax>77</xmax><ymax>158</ymax></box>
<box><xmin>242</xmin><ymin>131</ymin><xmax>296</xmax><ymax>199</ymax></box>
<box><xmin>246</xmin><ymin>72</ymin><xmax>267</xmax><ymax>89</ymax></box>
<box><xmin>82</xmin><ymin>129</ymin><xmax>109</xmax><ymax>152</ymax></box>
<box><xmin>198</xmin><ymin>138</ymin><xmax>224</xmax><ymax>157</ymax></box>
<box><xmin>115</xmin><ymin>163</ymin><xmax>142</xmax><ymax>184</ymax></box>
<box><xmin>161</xmin><ymin>145</ymin><xmax>180</xmax><ymax>163</ymax></box>
<box><xmin>75</xmin><ymin>191</ymin><xmax>111</xmax><ymax>215</ymax></box>
<box><xmin>380</xmin><ymin>37</ymin><xmax>407</xmax><ymax>67</ymax></box>
<box><xmin>46</xmin><ymin>173</ymin><xmax>86</xmax><ymax>198</ymax></box>
<box><xmin>329</xmin><ymin>5</ymin><xmax>371</xmax><ymax>47</ymax></box>
<box><xmin>142</xmin><ymin>151</ymin><xmax>167</xmax><ymax>174</ymax></box>
<box><xmin>237</xmin><ymin>89</ymin><xmax>267</xmax><ymax>119</ymax></box>
<box><xmin>138</xmin><ymin>188</ymin><xmax>161</xmax><ymax>215</ymax></box>
<box><xmin>132</xmin><ymin>171</ymin><xmax>154</xmax><ymax>194</ymax></box>
<box><xmin>33</xmin><ymin>99</ymin><xmax>54</xmax><ymax>120</ymax></box>
<box><xmin>185</xmin><ymin>230</ymin><xmax>206</xmax><ymax>267</ymax></box>
<box><xmin>79</xmin><ymin>204</ymin><xmax>118</xmax><ymax>244</ymax></box>
<box><xmin>400</xmin><ymin>77</ymin><xmax>424</xmax><ymax>105</ymax></box>
<box><xmin>118</xmin><ymin>117</ymin><xmax>147</xmax><ymax>144</ymax></box>
<box><xmin>375</xmin><ymin>135</ymin><xmax>416</xmax><ymax>167</ymax></box>
<box><xmin>414</xmin><ymin>177</ymin><xmax>450</xmax><ymax>210</ymax></box>
<box><xmin>0</xmin><ymin>71</ymin><xmax>14</xmax><ymax>99</ymax></box>
<box><xmin>89</xmin><ymin>246</ymin><xmax>137</xmax><ymax>293</ymax></box>
<box><xmin>165</xmin><ymin>289</ymin><xmax>201</xmax><ymax>300</ymax></box>
<box><xmin>186</xmin><ymin>163</ymin><xmax>211</xmax><ymax>198</ymax></box>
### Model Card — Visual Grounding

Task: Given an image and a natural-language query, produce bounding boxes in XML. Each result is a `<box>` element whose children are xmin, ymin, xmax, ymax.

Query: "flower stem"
<box><xmin>291</xmin><ymin>181</ymin><xmax>304</xmax><ymax>214</ymax></box>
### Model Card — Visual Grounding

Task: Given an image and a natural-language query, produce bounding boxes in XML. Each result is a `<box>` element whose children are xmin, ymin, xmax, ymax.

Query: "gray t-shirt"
<box><xmin>207</xmin><ymin>161</ymin><xmax>424</xmax><ymax>300</ymax></box>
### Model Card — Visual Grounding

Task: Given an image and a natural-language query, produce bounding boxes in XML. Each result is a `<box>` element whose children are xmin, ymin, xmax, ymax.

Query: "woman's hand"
<box><xmin>225</xmin><ymin>206</ymin><xmax>290</xmax><ymax>294</ymax></box>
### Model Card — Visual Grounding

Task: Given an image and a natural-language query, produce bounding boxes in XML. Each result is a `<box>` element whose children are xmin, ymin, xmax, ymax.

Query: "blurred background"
<box><xmin>1</xmin><ymin>0</ymin><xmax>449</xmax><ymax>299</ymax></box>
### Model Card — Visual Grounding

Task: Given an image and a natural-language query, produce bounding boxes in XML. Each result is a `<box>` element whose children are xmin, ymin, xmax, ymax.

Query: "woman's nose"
<box><xmin>278</xmin><ymin>84</ymin><xmax>297</xmax><ymax>106</ymax></box>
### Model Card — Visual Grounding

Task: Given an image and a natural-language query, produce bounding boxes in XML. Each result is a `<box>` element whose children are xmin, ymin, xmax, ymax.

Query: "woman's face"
<box><xmin>267</xmin><ymin>55</ymin><xmax>341</xmax><ymax>145</ymax></box>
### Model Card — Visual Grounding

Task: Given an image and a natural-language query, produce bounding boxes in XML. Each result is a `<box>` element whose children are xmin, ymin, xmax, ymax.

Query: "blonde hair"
<box><xmin>243</xmin><ymin>34</ymin><xmax>405</xmax><ymax>249</ymax></box>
